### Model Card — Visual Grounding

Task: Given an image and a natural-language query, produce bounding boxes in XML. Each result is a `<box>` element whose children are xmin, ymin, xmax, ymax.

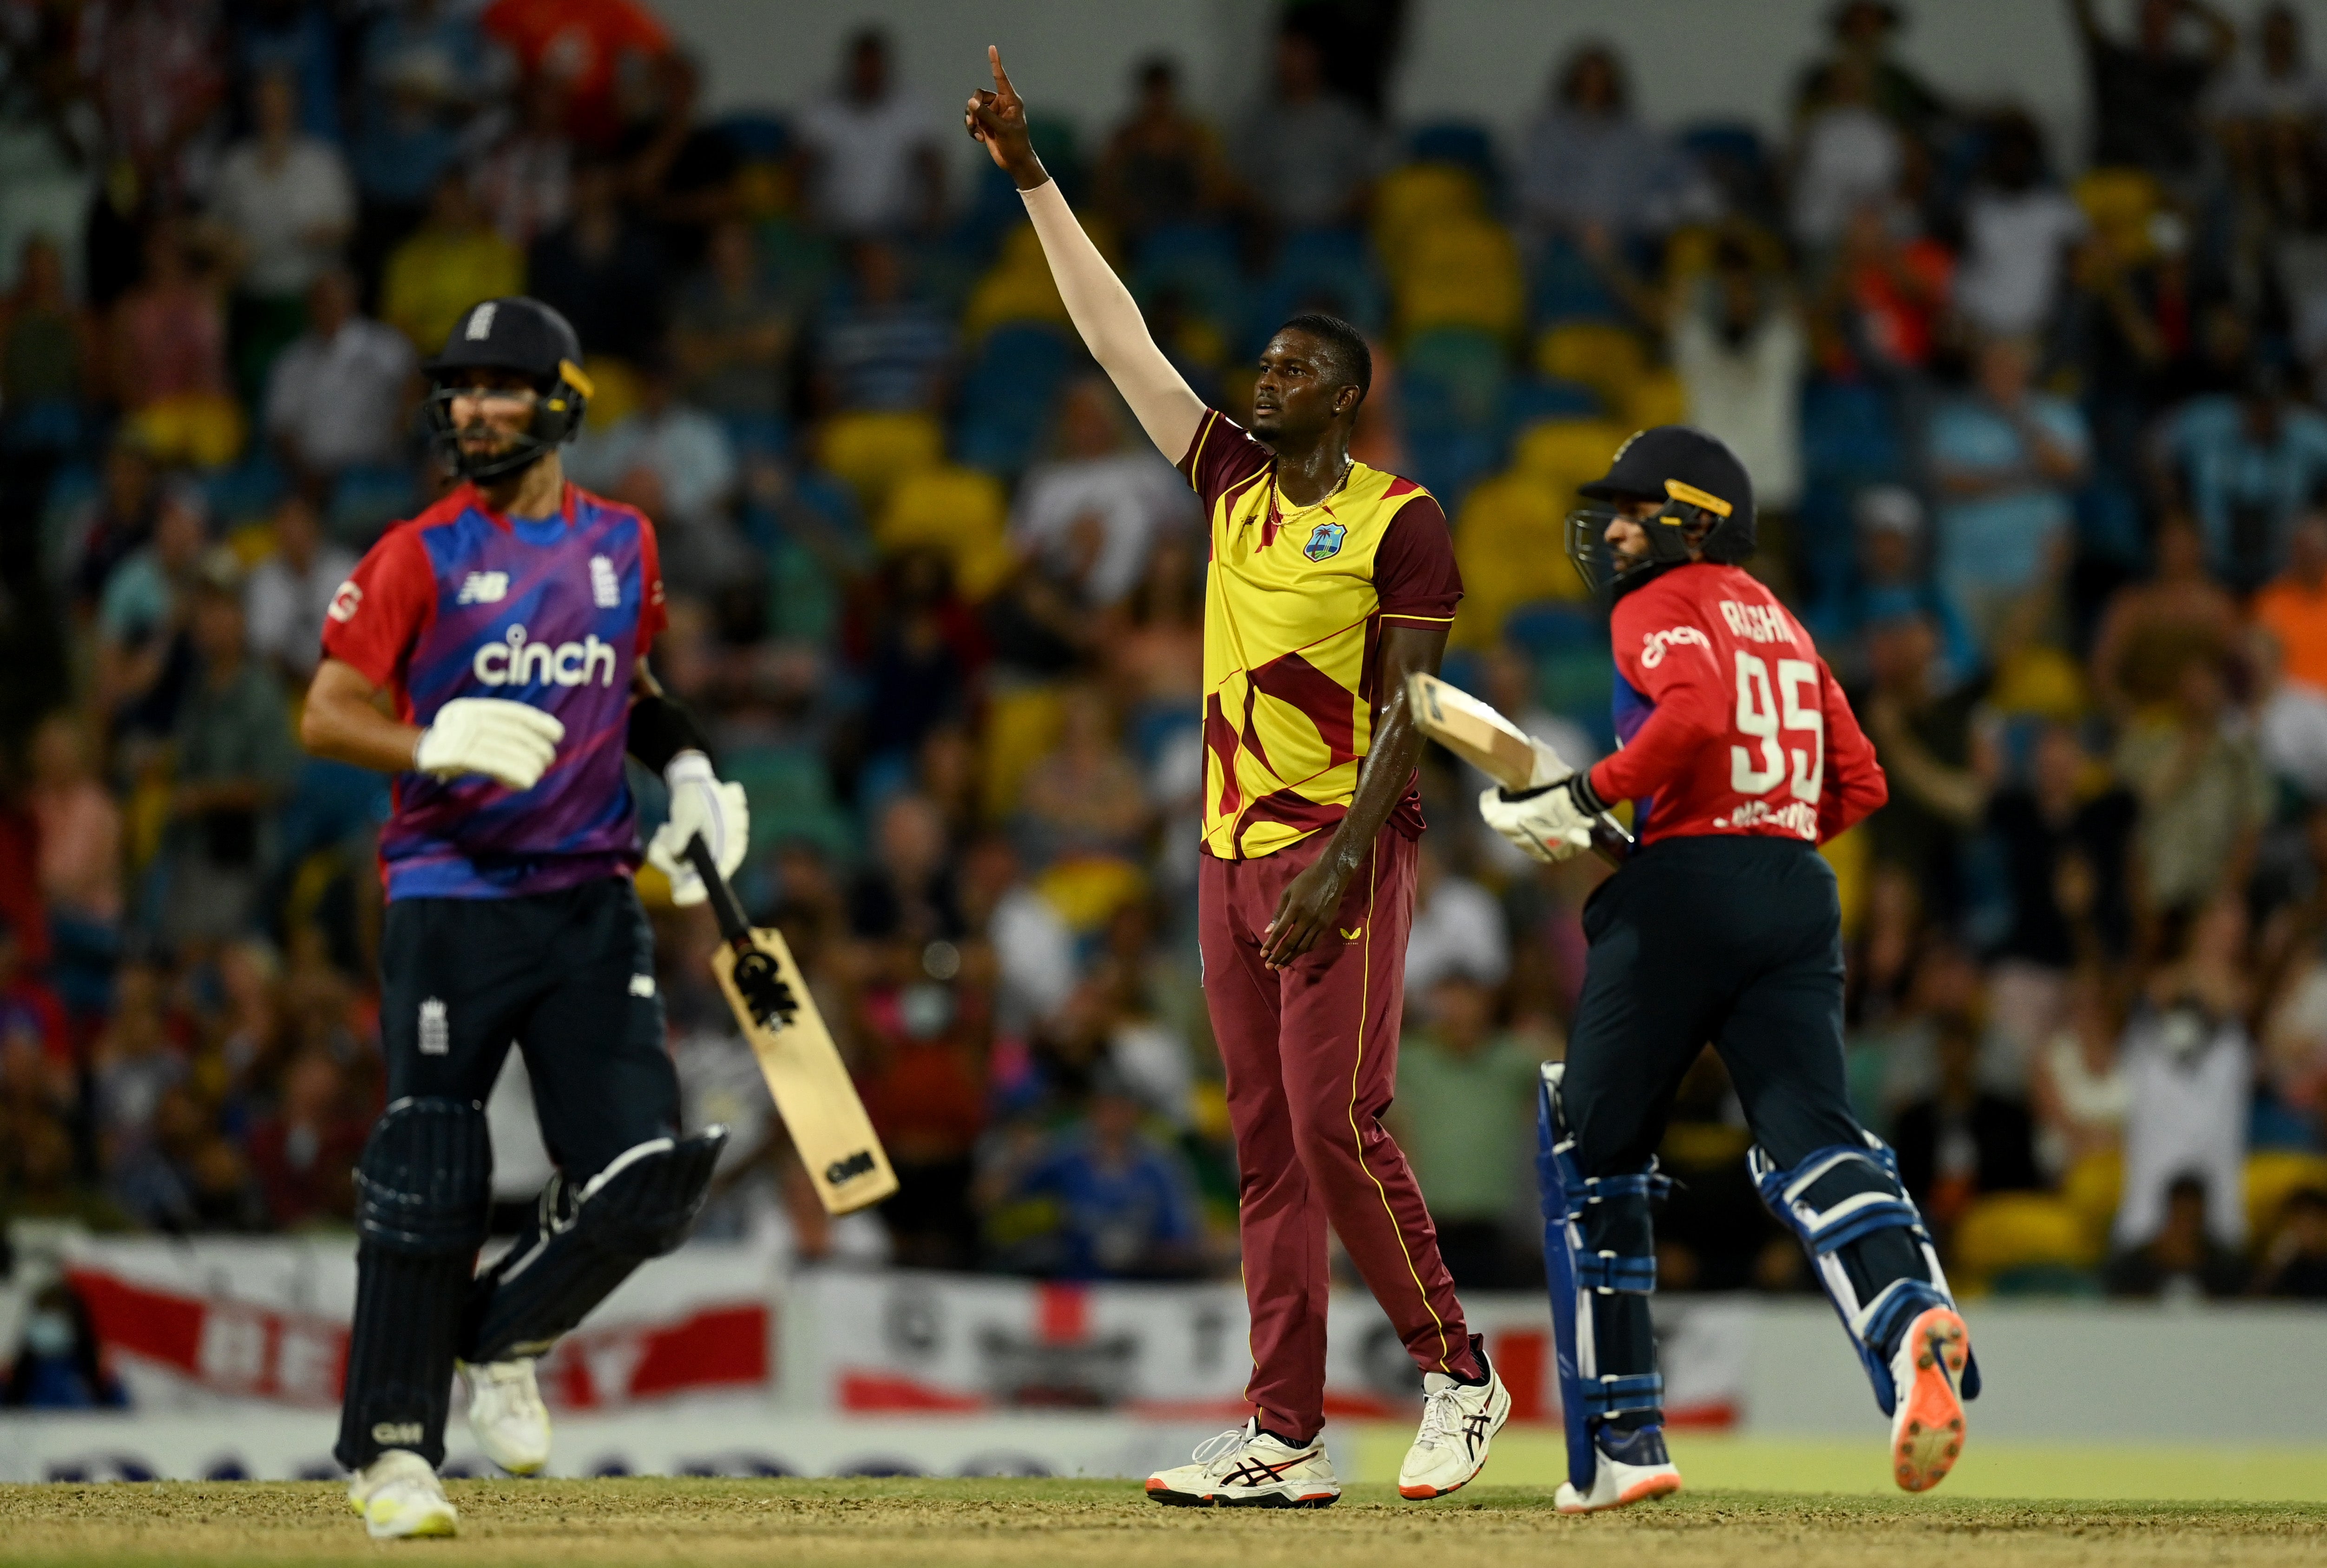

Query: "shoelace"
<box><xmin>479</xmin><ymin>1362</ymin><xmax>545</xmax><ymax>1419</ymax></box>
<box><xmin>1190</xmin><ymin>1425</ymin><xmax>1253</xmax><ymax>1473</ymax></box>
<box><xmin>1413</xmin><ymin>1385</ymin><xmax>1463</xmax><ymax>1450</ymax></box>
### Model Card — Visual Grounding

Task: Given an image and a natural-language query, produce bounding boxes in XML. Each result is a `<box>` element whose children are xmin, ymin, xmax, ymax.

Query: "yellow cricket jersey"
<box><xmin>1179</xmin><ymin>408</ymin><xmax>1463</xmax><ymax>860</ymax></box>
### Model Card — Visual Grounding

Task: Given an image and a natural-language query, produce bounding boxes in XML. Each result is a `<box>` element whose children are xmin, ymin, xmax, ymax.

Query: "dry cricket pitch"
<box><xmin>1</xmin><ymin>1478</ymin><xmax>2322</xmax><ymax>1568</ymax></box>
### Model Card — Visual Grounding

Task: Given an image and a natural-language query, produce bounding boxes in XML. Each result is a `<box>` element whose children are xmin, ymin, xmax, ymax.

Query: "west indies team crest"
<box><xmin>1302</xmin><ymin>519</ymin><xmax>1347</xmax><ymax>561</ymax></box>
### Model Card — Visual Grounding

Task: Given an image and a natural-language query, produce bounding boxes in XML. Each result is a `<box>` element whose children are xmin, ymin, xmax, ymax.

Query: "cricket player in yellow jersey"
<box><xmin>970</xmin><ymin>48</ymin><xmax>1507</xmax><ymax>1508</ymax></box>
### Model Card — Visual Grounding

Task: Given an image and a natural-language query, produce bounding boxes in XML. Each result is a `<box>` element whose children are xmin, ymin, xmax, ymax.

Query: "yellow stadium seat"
<box><xmin>818</xmin><ymin>411</ymin><xmax>944</xmax><ymax>512</ymax></box>
<box><xmin>960</xmin><ymin>218</ymin><xmax>1121</xmax><ymax>341</ymax></box>
<box><xmin>981</xmin><ymin>683</ymin><xmax>1065</xmax><ymax>821</ymax></box>
<box><xmin>1512</xmin><ymin>417</ymin><xmax>1634</xmax><ymax>490</ymax></box>
<box><xmin>1450</xmin><ymin>469</ymin><xmax>1586</xmax><ymax>649</ymax></box>
<box><xmin>1537</xmin><ymin>322</ymin><xmax>1649</xmax><ymax>412</ymax></box>
<box><xmin>2060</xmin><ymin>1150</ymin><xmax>2124</xmax><ymax>1252</ymax></box>
<box><xmin>2075</xmin><ymin>167</ymin><xmax>2165</xmax><ymax>263</ymax></box>
<box><xmin>2245</xmin><ymin>1149</ymin><xmax>2327</xmax><ymax>1242</ymax></box>
<box><xmin>1397</xmin><ymin>217</ymin><xmax>1523</xmax><ymax>338</ymax></box>
<box><xmin>1953</xmin><ymin>1192</ymin><xmax>2102</xmax><ymax>1290</ymax></box>
<box><xmin>1624</xmin><ymin>366</ymin><xmax>1687</xmax><ymax>429</ymax></box>
<box><xmin>128</xmin><ymin>394</ymin><xmax>245</xmax><ymax>469</ymax></box>
<box><xmin>580</xmin><ymin>355</ymin><xmax>643</xmax><ymax>431</ymax></box>
<box><xmin>1034</xmin><ymin>853</ymin><xmax>1148</xmax><ymax>933</ymax></box>
<box><xmin>875</xmin><ymin>463</ymin><xmax>1012</xmax><ymax>597</ymax></box>
<box><xmin>1372</xmin><ymin>163</ymin><xmax>1485</xmax><ymax>281</ymax></box>
<box><xmin>1987</xmin><ymin>643</ymin><xmax>2089</xmax><ymax>720</ymax></box>
<box><xmin>1820</xmin><ymin>823</ymin><xmax>1869</xmax><ymax>943</ymax></box>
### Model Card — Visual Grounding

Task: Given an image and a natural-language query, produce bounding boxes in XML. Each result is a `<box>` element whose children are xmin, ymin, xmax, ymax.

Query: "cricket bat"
<box><xmin>1405</xmin><ymin>671</ymin><xmax>1633</xmax><ymax>865</ymax></box>
<box><xmin>683</xmin><ymin>835</ymin><xmax>899</xmax><ymax>1215</ymax></box>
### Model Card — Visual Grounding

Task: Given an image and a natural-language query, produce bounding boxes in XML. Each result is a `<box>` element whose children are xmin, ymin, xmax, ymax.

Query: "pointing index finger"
<box><xmin>988</xmin><ymin>44</ymin><xmax>1016</xmax><ymax>100</ymax></box>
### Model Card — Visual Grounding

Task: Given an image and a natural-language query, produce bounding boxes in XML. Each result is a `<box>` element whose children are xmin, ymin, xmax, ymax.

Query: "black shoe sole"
<box><xmin>1145</xmin><ymin>1488</ymin><xmax>1340</xmax><ymax>1509</ymax></box>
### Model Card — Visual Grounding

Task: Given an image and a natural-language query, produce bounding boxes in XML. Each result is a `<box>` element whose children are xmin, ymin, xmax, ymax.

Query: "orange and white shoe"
<box><xmin>1145</xmin><ymin>1419</ymin><xmax>1341</xmax><ymax>1509</ymax></box>
<box><xmin>1554</xmin><ymin>1426</ymin><xmax>1683</xmax><ymax>1514</ymax></box>
<box><xmin>1889</xmin><ymin>1305</ymin><xmax>1970</xmax><ymax>1492</ymax></box>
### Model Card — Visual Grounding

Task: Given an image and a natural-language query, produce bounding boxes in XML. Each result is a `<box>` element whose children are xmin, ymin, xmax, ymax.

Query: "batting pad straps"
<box><xmin>355</xmin><ymin>1097</ymin><xmax>492</xmax><ymax>1256</ymax></box>
<box><xmin>1581</xmin><ymin>1371</ymin><xmax>1664</xmax><ymax>1419</ymax></box>
<box><xmin>1751</xmin><ymin>1142</ymin><xmax>1924</xmax><ymax>1256</ymax></box>
<box><xmin>626</xmin><ymin>691</ymin><xmax>712</xmax><ymax>774</ymax></box>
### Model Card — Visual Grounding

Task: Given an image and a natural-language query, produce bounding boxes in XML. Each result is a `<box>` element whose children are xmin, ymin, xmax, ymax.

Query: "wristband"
<box><xmin>626</xmin><ymin>692</ymin><xmax>710</xmax><ymax>773</ymax></box>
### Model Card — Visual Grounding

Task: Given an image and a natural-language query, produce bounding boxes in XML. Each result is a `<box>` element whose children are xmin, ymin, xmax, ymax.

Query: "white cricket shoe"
<box><xmin>1145</xmin><ymin>1418</ymin><xmax>1341</xmax><ymax>1508</ymax></box>
<box><xmin>1398</xmin><ymin>1341</ymin><xmax>1511</xmax><ymax>1499</ymax></box>
<box><xmin>1888</xmin><ymin>1304</ymin><xmax>1969</xmax><ymax>1492</ymax></box>
<box><xmin>346</xmin><ymin>1448</ymin><xmax>459</xmax><ymax>1540</ymax></box>
<box><xmin>1554</xmin><ymin>1426</ymin><xmax>1683</xmax><ymax>1514</ymax></box>
<box><xmin>463</xmin><ymin>1357</ymin><xmax>552</xmax><ymax>1476</ymax></box>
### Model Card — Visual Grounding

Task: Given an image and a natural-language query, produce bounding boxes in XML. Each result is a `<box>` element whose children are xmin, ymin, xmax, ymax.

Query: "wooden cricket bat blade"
<box><xmin>712</xmin><ymin>929</ymin><xmax>899</xmax><ymax>1216</ymax></box>
<box><xmin>1406</xmin><ymin>670</ymin><xmax>1542</xmax><ymax>790</ymax></box>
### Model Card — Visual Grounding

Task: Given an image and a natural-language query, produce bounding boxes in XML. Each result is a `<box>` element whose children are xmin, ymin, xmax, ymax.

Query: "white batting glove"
<box><xmin>1479</xmin><ymin>775</ymin><xmax>1599</xmax><ymax>864</ymax></box>
<box><xmin>1522</xmin><ymin>734</ymin><xmax>1577</xmax><ymax>789</ymax></box>
<box><xmin>647</xmin><ymin>750</ymin><xmax>749</xmax><ymax>905</ymax></box>
<box><xmin>412</xmin><ymin>697</ymin><xmax>565</xmax><ymax>790</ymax></box>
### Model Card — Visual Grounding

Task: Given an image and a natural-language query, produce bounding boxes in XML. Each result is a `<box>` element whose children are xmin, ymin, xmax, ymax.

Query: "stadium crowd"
<box><xmin>4</xmin><ymin>0</ymin><xmax>2327</xmax><ymax>1387</ymax></box>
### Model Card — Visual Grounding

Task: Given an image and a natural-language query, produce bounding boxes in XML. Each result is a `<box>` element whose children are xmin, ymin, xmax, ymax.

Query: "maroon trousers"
<box><xmin>1198</xmin><ymin>825</ymin><xmax>1476</xmax><ymax>1440</ymax></box>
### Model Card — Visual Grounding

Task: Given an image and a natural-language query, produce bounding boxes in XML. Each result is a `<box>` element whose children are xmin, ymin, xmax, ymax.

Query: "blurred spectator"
<box><xmin>159</xmin><ymin>562</ymin><xmax>301</xmax><ymax>947</ymax></box>
<box><xmin>1098</xmin><ymin>57</ymin><xmax>1233</xmax><ymax>243</ymax></box>
<box><xmin>1892</xmin><ymin>1013</ymin><xmax>2042</xmax><ymax>1228</ymax></box>
<box><xmin>243</xmin><ymin>1047</ymin><xmax>364</xmax><ymax>1227</ymax></box>
<box><xmin>2106</xmin><ymin>1171</ymin><xmax>2248</xmax><ymax>1297</ymax></box>
<box><xmin>961</xmin><ymin>834</ymin><xmax>1077</xmax><ymax>1034</ymax></box>
<box><xmin>2071</xmin><ymin>0</ymin><xmax>2235</xmax><ymax>185</ymax></box>
<box><xmin>794</xmin><ymin>28</ymin><xmax>943</xmax><ymax>238</ymax></box>
<box><xmin>1790</xmin><ymin>55</ymin><xmax>1904</xmax><ymax>252</ymax></box>
<box><xmin>986</xmin><ymin>1071</ymin><xmax>1201</xmax><ymax>1280</ymax></box>
<box><xmin>2209</xmin><ymin>4</ymin><xmax>2327</xmax><ymax>127</ymax></box>
<box><xmin>471</xmin><ymin>74</ymin><xmax>577</xmax><ymax>252</ymax></box>
<box><xmin>2254</xmin><ymin>512</ymin><xmax>2327</xmax><ymax>695</ymax></box>
<box><xmin>1985</xmin><ymin>724</ymin><xmax>2137</xmax><ymax>1036</ymax></box>
<box><xmin>92</xmin><ymin>959</ymin><xmax>187</xmax><ymax>1162</ymax></box>
<box><xmin>1793</xmin><ymin>1</ymin><xmax>1948</xmax><ymax>141</ymax></box>
<box><xmin>1850</xmin><ymin>488</ymin><xmax>1976</xmax><ymax>683</ymax></box>
<box><xmin>349</xmin><ymin>0</ymin><xmax>510</xmax><ymax>261</ymax></box>
<box><xmin>1515</xmin><ymin>42</ymin><xmax>1704</xmax><ymax>245</ymax></box>
<box><xmin>2031</xmin><ymin>967</ymin><xmax>2132</xmax><ymax>1175</ymax></box>
<box><xmin>849</xmin><ymin>793</ymin><xmax>964</xmax><ymax>945</ymax></box>
<box><xmin>1952</xmin><ymin>111</ymin><xmax>2087</xmax><ymax>340</ymax></box>
<box><xmin>1926</xmin><ymin>334</ymin><xmax>2088</xmax><ymax>653</ymax></box>
<box><xmin>1107</xmin><ymin>534</ymin><xmax>1206</xmax><ymax>748</ymax></box>
<box><xmin>2153</xmin><ymin>367</ymin><xmax>2327</xmax><ymax>592</ymax></box>
<box><xmin>671</xmin><ymin>217</ymin><xmax>795</xmax><ymax>423</ymax></box>
<box><xmin>1862</xmin><ymin>612</ymin><xmax>1991</xmax><ymax>903</ymax></box>
<box><xmin>0</xmin><ymin>236</ymin><xmax>96</xmax><ymax>447</ymax></box>
<box><xmin>107</xmin><ymin>220</ymin><xmax>243</xmax><ymax>468</ymax></box>
<box><xmin>2113</xmin><ymin>898</ymin><xmax>2252</xmax><ymax>1250</ymax></box>
<box><xmin>1816</xmin><ymin>202</ymin><xmax>1953</xmax><ymax>376</ymax></box>
<box><xmin>569</xmin><ymin>350</ymin><xmax>741</xmax><ymax>592</ymax></box>
<box><xmin>381</xmin><ymin>173</ymin><xmax>526</xmax><ymax>357</ymax></box>
<box><xmin>94</xmin><ymin>479</ymin><xmax>208</xmax><ymax>732</ymax></box>
<box><xmin>231</xmin><ymin>0</ymin><xmax>341</xmax><ymax>141</ymax></box>
<box><xmin>62</xmin><ymin>432</ymin><xmax>159</xmax><ymax>612</ymax></box>
<box><xmin>2113</xmin><ymin>653</ymin><xmax>2269</xmax><ymax>913</ymax></box>
<box><xmin>2251</xmin><ymin>1186</ymin><xmax>2327</xmax><ymax>1297</ymax></box>
<box><xmin>0</xmin><ymin>26</ymin><xmax>100</xmax><ymax>304</ymax></box>
<box><xmin>1010</xmin><ymin>378</ymin><xmax>1196</xmax><ymax>609</ymax></box>
<box><xmin>0</xmin><ymin>1283</ymin><xmax>127</xmax><ymax>1409</ymax></box>
<box><xmin>243</xmin><ymin>493</ymin><xmax>358</xmax><ymax>684</ymax></box>
<box><xmin>1235</xmin><ymin>30</ymin><xmax>1377</xmax><ymax>232</ymax></box>
<box><xmin>480</xmin><ymin>0</ymin><xmax>675</xmax><ymax>153</ymax></box>
<box><xmin>1015</xmin><ymin>685</ymin><xmax>1149</xmax><ymax>865</ymax></box>
<box><xmin>1404</xmin><ymin>844</ymin><xmax>1510</xmax><ymax>995</ymax></box>
<box><xmin>855</xmin><ymin>971</ymin><xmax>986</xmax><ymax>1271</ymax></box>
<box><xmin>25</xmin><ymin>712</ymin><xmax>123</xmax><ymax>934</ymax></box>
<box><xmin>262</xmin><ymin>269</ymin><xmax>420</xmax><ymax>488</ymax></box>
<box><xmin>112</xmin><ymin>1081</ymin><xmax>267</xmax><ymax>1233</ymax></box>
<box><xmin>1670</xmin><ymin>234</ymin><xmax>1806</xmax><ymax>516</ymax></box>
<box><xmin>1392</xmin><ymin>973</ymin><xmax>1539</xmax><ymax>1288</ymax></box>
<box><xmin>814</xmin><ymin>240</ymin><xmax>951</xmax><ymax>413</ymax></box>
<box><xmin>79</xmin><ymin>0</ymin><xmax>224</xmax><ymax>211</ymax></box>
<box><xmin>211</xmin><ymin>68</ymin><xmax>354</xmax><ymax>396</ymax></box>
<box><xmin>527</xmin><ymin>159</ymin><xmax>666</xmax><ymax>363</ymax></box>
<box><xmin>2087</xmin><ymin>519</ymin><xmax>2237</xmax><ymax>718</ymax></box>
<box><xmin>858</xmin><ymin>550</ymin><xmax>979</xmax><ymax>761</ymax></box>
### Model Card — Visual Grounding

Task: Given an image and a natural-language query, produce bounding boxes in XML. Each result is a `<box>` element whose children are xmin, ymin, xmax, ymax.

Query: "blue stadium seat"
<box><xmin>713</xmin><ymin>112</ymin><xmax>790</xmax><ymax>162</ymax></box>
<box><xmin>1402</xmin><ymin>326</ymin><xmax>1509</xmax><ymax>433</ymax></box>
<box><xmin>1504</xmin><ymin>375</ymin><xmax>1603</xmax><ymax>426</ymax></box>
<box><xmin>1530</xmin><ymin>235</ymin><xmax>1624</xmax><ymax>326</ymax></box>
<box><xmin>1407</xmin><ymin>122</ymin><xmax>1500</xmax><ymax>203</ymax></box>
<box><xmin>1506</xmin><ymin>601</ymin><xmax>1618</xmax><ymax>749</ymax></box>
<box><xmin>953</xmin><ymin>324</ymin><xmax>1075</xmax><ymax>474</ymax></box>
<box><xmin>1134</xmin><ymin>223</ymin><xmax>1247</xmax><ymax>333</ymax></box>
<box><xmin>1404</xmin><ymin>429</ymin><xmax>1498</xmax><ymax>514</ymax></box>
<box><xmin>1247</xmin><ymin>224</ymin><xmax>1384</xmax><ymax>344</ymax></box>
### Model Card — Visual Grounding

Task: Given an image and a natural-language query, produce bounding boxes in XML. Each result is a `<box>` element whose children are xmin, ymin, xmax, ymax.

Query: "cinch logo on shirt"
<box><xmin>1640</xmin><ymin>624</ymin><xmax>1711</xmax><ymax>668</ymax></box>
<box><xmin>471</xmin><ymin>623</ymin><xmax>622</xmax><ymax>687</ymax></box>
<box><xmin>457</xmin><ymin>571</ymin><xmax>509</xmax><ymax>604</ymax></box>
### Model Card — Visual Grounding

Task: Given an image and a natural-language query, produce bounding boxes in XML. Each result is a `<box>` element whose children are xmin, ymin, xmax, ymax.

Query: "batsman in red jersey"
<box><xmin>1479</xmin><ymin>427</ymin><xmax>1982</xmax><ymax>1512</ymax></box>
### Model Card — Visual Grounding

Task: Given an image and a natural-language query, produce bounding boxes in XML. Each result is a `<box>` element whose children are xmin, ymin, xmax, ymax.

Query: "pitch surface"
<box><xmin>2</xmin><ymin>1478</ymin><xmax>2321</xmax><ymax>1568</ymax></box>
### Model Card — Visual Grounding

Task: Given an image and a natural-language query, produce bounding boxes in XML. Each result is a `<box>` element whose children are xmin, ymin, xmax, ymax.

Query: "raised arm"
<box><xmin>968</xmin><ymin>46</ymin><xmax>1204</xmax><ymax>459</ymax></box>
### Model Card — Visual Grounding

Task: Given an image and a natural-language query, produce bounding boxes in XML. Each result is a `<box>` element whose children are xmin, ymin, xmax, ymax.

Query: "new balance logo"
<box><xmin>457</xmin><ymin>571</ymin><xmax>509</xmax><ymax>604</ymax></box>
<box><xmin>590</xmin><ymin>554</ymin><xmax>621</xmax><ymax>608</ymax></box>
<box><xmin>418</xmin><ymin>997</ymin><xmax>449</xmax><ymax>1056</ymax></box>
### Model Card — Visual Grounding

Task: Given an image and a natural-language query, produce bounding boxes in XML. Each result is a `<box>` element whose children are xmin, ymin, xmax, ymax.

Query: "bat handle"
<box><xmin>684</xmin><ymin>832</ymin><xmax>753</xmax><ymax>944</ymax></box>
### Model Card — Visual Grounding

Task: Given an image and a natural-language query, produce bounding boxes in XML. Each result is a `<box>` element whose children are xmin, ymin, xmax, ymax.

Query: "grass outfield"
<box><xmin>0</xmin><ymin>1477</ymin><xmax>2321</xmax><ymax>1568</ymax></box>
